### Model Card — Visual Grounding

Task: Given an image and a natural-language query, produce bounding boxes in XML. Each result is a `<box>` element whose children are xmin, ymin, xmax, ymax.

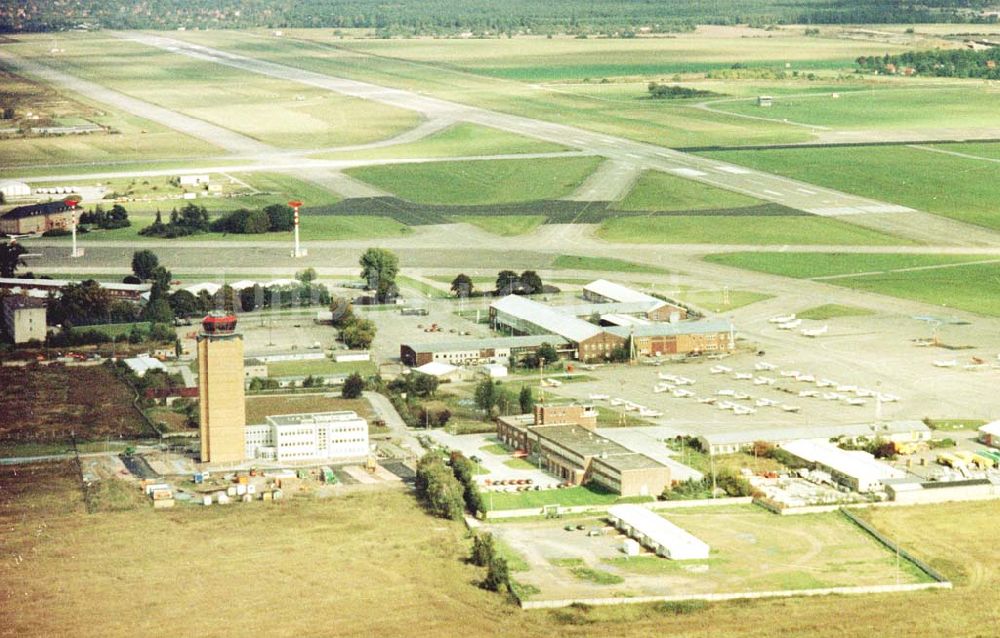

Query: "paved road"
<box><xmin>564</xmin><ymin>159</ymin><xmax>642</xmax><ymax>202</ymax></box>
<box><xmin>364</xmin><ymin>391</ymin><xmax>426</xmax><ymax>458</ymax></box>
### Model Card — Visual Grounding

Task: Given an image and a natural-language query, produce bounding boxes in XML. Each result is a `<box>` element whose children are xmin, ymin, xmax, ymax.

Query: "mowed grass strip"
<box><xmin>598</xmin><ymin>215</ymin><xmax>909</xmax><ymax>245</ymax></box>
<box><xmin>312</xmin><ymin>122</ymin><xmax>569</xmax><ymax>160</ymax></box>
<box><xmin>797</xmin><ymin>304</ymin><xmax>875</xmax><ymax>320</ymax></box>
<box><xmin>706</xmin><ymin>252</ymin><xmax>1000</xmax><ymax>316</ymax></box>
<box><xmin>614</xmin><ymin>170</ymin><xmax>763</xmax><ymax>212</ymax></box>
<box><xmin>453</xmin><ymin>215</ymin><xmax>546</xmax><ymax>236</ymax></box>
<box><xmin>551</xmin><ymin>254</ymin><xmax>668</xmax><ymax>274</ymax></box>
<box><xmin>345</xmin><ymin>156</ymin><xmax>602</xmax><ymax>205</ymax></box>
<box><xmin>699</xmin><ymin>145</ymin><xmax>1000</xmax><ymax>231</ymax></box>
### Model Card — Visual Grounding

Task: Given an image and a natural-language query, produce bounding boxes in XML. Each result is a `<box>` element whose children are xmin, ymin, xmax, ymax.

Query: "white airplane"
<box><xmin>588</xmin><ymin>393</ymin><xmax>610</xmax><ymax>401</ymax></box>
<box><xmin>769</xmin><ymin>313</ymin><xmax>796</xmax><ymax>324</ymax></box>
<box><xmin>717</xmin><ymin>401</ymin><xmax>735</xmax><ymax>411</ymax></box>
<box><xmin>672</xmin><ymin>389</ymin><xmax>694</xmax><ymax>398</ymax></box>
<box><xmin>623</xmin><ymin>402</ymin><xmax>640</xmax><ymax>412</ymax></box>
<box><xmin>801</xmin><ymin>325</ymin><xmax>828</xmax><ymax>338</ymax></box>
<box><xmin>639</xmin><ymin>407</ymin><xmax>662</xmax><ymax>417</ymax></box>
<box><xmin>753</xmin><ymin>376</ymin><xmax>775</xmax><ymax>385</ymax></box>
<box><xmin>733</xmin><ymin>372</ymin><xmax>753</xmax><ymax>381</ymax></box>
<box><xmin>717</xmin><ymin>389</ymin><xmax>736</xmax><ymax>397</ymax></box>
<box><xmin>710</xmin><ymin>365</ymin><xmax>732</xmax><ymax>374</ymax></box>
<box><xmin>933</xmin><ymin>359</ymin><xmax>958</xmax><ymax>368</ymax></box>
<box><xmin>653</xmin><ymin>383</ymin><xmax>672</xmax><ymax>394</ymax></box>
<box><xmin>609</xmin><ymin>398</ymin><xmax>625</xmax><ymax>406</ymax></box>
<box><xmin>822</xmin><ymin>392</ymin><xmax>844</xmax><ymax>401</ymax></box>
<box><xmin>755</xmin><ymin>361</ymin><xmax>777</xmax><ymax>371</ymax></box>
<box><xmin>796</xmin><ymin>374</ymin><xmax>816</xmax><ymax>383</ymax></box>
<box><xmin>733</xmin><ymin>405</ymin><xmax>757</xmax><ymax>416</ymax></box>
<box><xmin>798</xmin><ymin>390</ymin><xmax>819</xmax><ymax>398</ymax></box>
<box><xmin>658</xmin><ymin>372</ymin><xmax>679</xmax><ymax>382</ymax></box>
<box><xmin>854</xmin><ymin>388</ymin><xmax>874</xmax><ymax>398</ymax></box>
<box><xmin>781</xmin><ymin>404</ymin><xmax>801</xmax><ymax>413</ymax></box>
<box><xmin>733</xmin><ymin>392</ymin><xmax>752</xmax><ymax>401</ymax></box>
<box><xmin>675</xmin><ymin>376</ymin><xmax>696</xmax><ymax>386</ymax></box>
<box><xmin>778</xmin><ymin>319</ymin><xmax>802</xmax><ymax>330</ymax></box>
<box><xmin>844</xmin><ymin>397</ymin><xmax>867</xmax><ymax>406</ymax></box>
<box><xmin>779</xmin><ymin>370</ymin><xmax>800</xmax><ymax>377</ymax></box>
<box><xmin>815</xmin><ymin>378</ymin><xmax>836</xmax><ymax>388</ymax></box>
<box><xmin>877</xmin><ymin>393</ymin><xmax>900</xmax><ymax>403</ymax></box>
<box><xmin>755</xmin><ymin>398</ymin><xmax>778</xmax><ymax>407</ymax></box>
<box><xmin>697</xmin><ymin>397</ymin><xmax>717</xmax><ymax>405</ymax></box>
<box><xmin>542</xmin><ymin>378</ymin><xmax>562</xmax><ymax>387</ymax></box>
<box><xmin>836</xmin><ymin>384</ymin><xmax>857</xmax><ymax>393</ymax></box>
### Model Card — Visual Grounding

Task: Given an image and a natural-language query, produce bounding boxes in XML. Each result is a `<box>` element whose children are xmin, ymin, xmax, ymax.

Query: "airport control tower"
<box><xmin>198</xmin><ymin>312</ymin><xmax>246</xmax><ymax>464</ymax></box>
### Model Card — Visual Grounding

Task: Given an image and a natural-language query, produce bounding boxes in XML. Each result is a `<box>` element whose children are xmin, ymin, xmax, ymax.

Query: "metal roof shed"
<box><xmin>607</xmin><ymin>504</ymin><xmax>710</xmax><ymax>560</ymax></box>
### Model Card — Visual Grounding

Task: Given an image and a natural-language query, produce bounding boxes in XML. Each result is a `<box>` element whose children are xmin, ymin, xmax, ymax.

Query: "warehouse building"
<box><xmin>0</xmin><ymin>200</ymin><xmax>76</xmax><ymax>235</ymax></box>
<box><xmin>607</xmin><ymin>504</ymin><xmax>710</xmax><ymax>560</ymax></box>
<box><xmin>399</xmin><ymin>334</ymin><xmax>570</xmax><ymax>367</ymax></box>
<box><xmin>697</xmin><ymin>421</ymin><xmax>931</xmax><ymax>456</ymax></box>
<box><xmin>979</xmin><ymin>421</ymin><xmax>1000</xmax><ymax>449</ymax></box>
<box><xmin>496</xmin><ymin>405</ymin><xmax>671</xmax><ymax>497</ymax></box>
<box><xmin>582</xmin><ymin>279</ymin><xmax>688</xmax><ymax>321</ymax></box>
<box><xmin>780</xmin><ymin>440</ymin><xmax>905</xmax><ymax>493</ymax></box>
<box><xmin>2</xmin><ymin>294</ymin><xmax>46</xmax><ymax>343</ymax></box>
<box><xmin>245</xmin><ymin>411</ymin><xmax>369</xmax><ymax>462</ymax></box>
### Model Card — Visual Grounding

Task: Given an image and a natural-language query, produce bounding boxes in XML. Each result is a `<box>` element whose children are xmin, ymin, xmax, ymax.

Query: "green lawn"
<box><xmin>551</xmin><ymin>254</ymin><xmax>668</xmax><ymax>274</ymax></box>
<box><xmin>504</xmin><ymin>458</ymin><xmax>538</xmax><ymax>470</ymax></box>
<box><xmin>699</xmin><ymin>145</ymin><xmax>1000</xmax><ymax>231</ymax></box>
<box><xmin>312</xmin><ymin>122</ymin><xmax>568</xmax><ymax>160</ymax></box>
<box><xmin>615</xmin><ymin>170</ymin><xmax>763</xmax><ymax>212</ymax></box>
<box><xmin>454</xmin><ymin>215</ymin><xmax>546</xmax><ymax>236</ymax></box>
<box><xmin>395</xmin><ymin>275</ymin><xmax>452</xmax><ymax>299</ymax></box>
<box><xmin>487</xmin><ymin>483</ymin><xmax>646</xmax><ymax>511</ymax></box>
<box><xmin>598</xmin><ymin>215</ymin><xmax>909</xmax><ymax>245</ymax></box>
<box><xmin>706</xmin><ymin>252</ymin><xmax>1000</xmax><ymax>316</ymax></box>
<box><xmin>671</xmin><ymin>288</ymin><xmax>773</xmax><ymax>312</ymax></box>
<box><xmin>797</xmin><ymin>304</ymin><xmax>876</xmax><ymax>320</ymax></box>
<box><xmin>266</xmin><ymin>359</ymin><xmax>376</xmax><ymax>378</ymax></box>
<box><xmin>925</xmin><ymin>419</ymin><xmax>988</xmax><ymax>431</ymax></box>
<box><xmin>345</xmin><ymin>156</ymin><xmax>602</xmax><ymax>205</ymax></box>
<box><xmin>70</xmin><ymin>321</ymin><xmax>151</xmax><ymax>337</ymax></box>
<box><xmin>480</xmin><ymin>443</ymin><xmax>510</xmax><ymax>455</ymax></box>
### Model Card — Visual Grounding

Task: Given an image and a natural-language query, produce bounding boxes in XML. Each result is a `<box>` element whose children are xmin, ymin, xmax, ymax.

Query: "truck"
<box><xmin>320</xmin><ymin>466</ymin><xmax>337</xmax><ymax>484</ymax></box>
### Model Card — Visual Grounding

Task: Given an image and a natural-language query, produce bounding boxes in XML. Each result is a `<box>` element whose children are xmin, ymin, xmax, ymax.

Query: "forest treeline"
<box><xmin>2</xmin><ymin>0</ymin><xmax>996</xmax><ymax>34</ymax></box>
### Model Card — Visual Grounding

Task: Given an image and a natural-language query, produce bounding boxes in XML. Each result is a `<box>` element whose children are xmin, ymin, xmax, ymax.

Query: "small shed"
<box><xmin>482</xmin><ymin>363</ymin><xmax>508</xmax><ymax>379</ymax></box>
<box><xmin>413</xmin><ymin>361</ymin><xmax>460</xmax><ymax>379</ymax></box>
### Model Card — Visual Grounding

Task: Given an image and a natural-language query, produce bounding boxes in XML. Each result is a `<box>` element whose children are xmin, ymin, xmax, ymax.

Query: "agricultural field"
<box><xmin>597</xmin><ymin>214</ymin><xmax>909</xmax><ymax>245</ymax></box>
<box><xmin>5</xmin><ymin>34</ymin><xmax>421</xmax><ymax>150</ymax></box>
<box><xmin>0</xmin><ymin>365</ymin><xmax>148</xmax><ymax>457</ymax></box>
<box><xmin>490</xmin><ymin>505</ymin><xmax>931</xmax><ymax>603</ymax></box>
<box><xmin>705</xmin><ymin>252</ymin><xmax>1000</xmax><ymax>316</ymax></box>
<box><xmin>345</xmin><ymin>156</ymin><xmax>602</xmax><ymax>205</ymax></box>
<box><xmin>699</xmin><ymin>145</ymin><xmax>1000</xmax><ymax>230</ymax></box>
<box><xmin>312</xmin><ymin>122</ymin><xmax>568</xmax><ymax>160</ymax></box>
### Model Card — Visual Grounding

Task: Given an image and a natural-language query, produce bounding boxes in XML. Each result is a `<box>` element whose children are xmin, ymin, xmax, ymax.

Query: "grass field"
<box><xmin>797</xmin><ymin>304</ymin><xmax>876</xmax><ymax>320</ymax></box>
<box><xmin>487</xmin><ymin>483</ymin><xmax>638</xmax><ymax>511</ymax></box>
<box><xmin>598</xmin><ymin>215</ymin><xmax>909</xmax><ymax>245</ymax></box>
<box><xmin>668</xmin><ymin>288</ymin><xmax>773</xmax><ymax>312</ymax></box>
<box><xmin>264</xmin><ymin>359</ymin><xmax>376</xmax><ymax>378</ymax></box>
<box><xmin>454</xmin><ymin>215</ymin><xmax>547</xmax><ymax>236</ymax></box>
<box><xmin>614</xmin><ymin>171</ymin><xmax>763</xmax><ymax>212</ymax></box>
<box><xmin>3</xmin><ymin>459</ymin><xmax>999</xmax><ymax>637</ymax></box>
<box><xmin>396</xmin><ymin>275</ymin><xmax>452</xmax><ymax>299</ymax></box>
<box><xmin>699</xmin><ymin>145</ymin><xmax>1000</xmax><ymax>231</ymax></box>
<box><xmin>6</xmin><ymin>35</ymin><xmax>420</xmax><ymax>150</ymax></box>
<box><xmin>312</xmin><ymin>122</ymin><xmax>568</xmax><ymax>160</ymax></box>
<box><xmin>705</xmin><ymin>252</ymin><xmax>1000</xmax><ymax>315</ymax></box>
<box><xmin>345</xmin><ymin>156</ymin><xmax>602</xmax><ymax>205</ymax></box>
<box><xmin>551</xmin><ymin>255</ymin><xmax>668</xmax><ymax>274</ymax></box>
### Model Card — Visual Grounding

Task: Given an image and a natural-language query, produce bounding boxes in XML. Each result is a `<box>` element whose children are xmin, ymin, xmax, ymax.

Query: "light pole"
<box><xmin>289</xmin><ymin>200</ymin><xmax>306</xmax><ymax>258</ymax></box>
<box><xmin>66</xmin><ymin>198</ymin><xmax>83</xmax><ymax>258</ymax></box>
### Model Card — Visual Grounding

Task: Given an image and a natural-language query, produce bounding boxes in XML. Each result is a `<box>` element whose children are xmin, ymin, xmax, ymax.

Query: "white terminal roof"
<box><xmin>607</xmin><ymin>504</ymin><xmax>710</xmax><ymax>560</ymax></box>
<box><xmin>584</xmin><ymin>279</ymin><xmax>664</xmax><ymax>305</ymax></box>
<box><xmin>979</xmin><ymin>421</ymin><xmax>1000</xmax><ymax>437</ymax></box>
<box><xmin>491</xmin><ymin>294</ymin><xmax>603</xmax><ymax>342</ymax></box>
<box><xmin>267</xmin><ymin>411</ymin><xmax>364</xmax><ymax>427</ymax></box>
<box><xmin>781</xmin><ymin>440</ymin><xmax>905</xmax><ymax>483</ymax></box>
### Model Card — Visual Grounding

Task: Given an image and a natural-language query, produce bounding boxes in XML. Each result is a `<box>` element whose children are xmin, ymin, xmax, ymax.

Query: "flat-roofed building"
<box><xmin>781</xmin><ymin>440</ymin><xmax>905</xmax><ymax>493</ymax></box>
<box><xmin>245</xmin><ymin>411</ymin><xmax>369</xmax><ymax>462</ymax></box>
<box><xmin>496</xmin><ymin>405</ymin><xmax>670</xmax><ymax>497</ymax></box>
<box><xmin>0</xmin><ymin>200</ymin><xmax>76</xmax><ymax>235</ymax></box>
<box><xmin>2</xmin><ymin>294</ymin><xmax>46</xmax><ymax>343</ymax></box>
<box><xmin>979</xmin><ymin>421</ymin><xmax>1000</xmax><ymax>449</ymax></box>
<box><xmin>489</xmin><ymin>295</ymin><xmax>626</xmax><ymax>362</ymax></box>
<box><xmin>0</xmin><ymin>277</ymin><xmax>151</xmax><ymax>301</ymax></box>
<box><xmin>582</xmin><ymin>279</ymin><xmax>687</xmax><ymax>321</ymax></box>
<box><xmin>607</xmin><ymin>320</ymin><xmax>734</xmax><ymax>357</ymax></box>
<box><xmin>698</xmin><ymin>421</ymin><xmax>931</xmax><ymax>456</ymax></box>
<box><xmin>607</xmin><ymin>504</ymin><xmax>710</xmax><ymax>560</ymax></box>
<box><xmin>400</xmin><ymin>334</ymin><xmax>570</xmax><ymax>367</ymax></box>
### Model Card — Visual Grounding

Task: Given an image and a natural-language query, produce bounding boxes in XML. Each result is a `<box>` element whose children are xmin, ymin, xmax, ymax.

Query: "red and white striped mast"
<box><xmin>288</xmin><ymin>200</ymin><xmax>305</xmax><ymax>258</ymax></box>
